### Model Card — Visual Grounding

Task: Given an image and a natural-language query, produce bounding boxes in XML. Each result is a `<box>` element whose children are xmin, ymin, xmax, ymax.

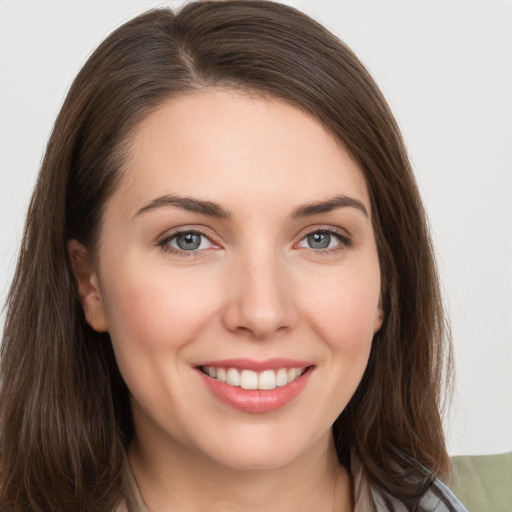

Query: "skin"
<box><xmin>70</xmin><ymin>89</ymin><xmax>383</xmax><ymax>512</ymax></box>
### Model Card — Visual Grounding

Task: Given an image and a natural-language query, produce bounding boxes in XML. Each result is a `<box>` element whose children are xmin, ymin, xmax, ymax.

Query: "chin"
<box><xmin>208</xmin><ymin>448</ymin><xmax>299</xmax><ymax>472</ymax></box>
<box><xmin>196</xmin><ymin>425</ymin><xmax>326</xmax><ymax>472</ymax></box>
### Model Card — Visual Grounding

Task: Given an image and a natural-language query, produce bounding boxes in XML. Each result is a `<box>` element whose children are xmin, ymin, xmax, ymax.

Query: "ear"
<box><xmin>374</xmin><ymin>295</ymin><xmax>384</xmax><ymax>334</ymax></box>
<box><xmin>68</xmin><ymin>239</ymin><xmax>108</xmax><ymax>332</ymax></box>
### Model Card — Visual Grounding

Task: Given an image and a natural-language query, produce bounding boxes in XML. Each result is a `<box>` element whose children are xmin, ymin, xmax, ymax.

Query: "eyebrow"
<box><xmin>134</xmin><ymin>194</ymin><xmax>368</xmax><ymax>219</ymax></box>
<box><xmin>291</xmin><ymin>195</ymin><xmax>368</xmax><ymax>219</ymax></box>
<box><xmin>135</xmin><ymin>195</ymin><xmax>231</xmax><ymax>218</ymax></box>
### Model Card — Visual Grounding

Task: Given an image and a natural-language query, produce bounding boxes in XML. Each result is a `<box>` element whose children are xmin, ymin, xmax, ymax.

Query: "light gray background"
<box><xmin>1</xmin><ymin>0</ymin><xmax>511</xmax><ymax>456</ymax></box>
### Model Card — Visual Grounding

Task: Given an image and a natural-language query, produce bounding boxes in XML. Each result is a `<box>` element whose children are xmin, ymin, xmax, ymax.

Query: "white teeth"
<box><xmin>258</xmin><ymin>370</ymin><xmax>276</xmax><ymax>390</ymax></box>
<box><xmin>287</xmin><ymin>368</ymin><xmax>297</xmax><ymax>381</ymax></box>
<box><xmin>240</xmin><ymin>370</ymin><xmax>258</xmax><ymax>389</ymax></box>
<box><xmin>202</xmin><ymin>366</ymin><xmax>306</xmax><ymax>390</ymax></box>
<box><xmin>276</xmin><ymin>368</ymin><xmax>288</xmax><ymax>387</ymax></box>
<box><xmin>226</xmin><ymin>368</ymin><xmax>240</xmax><ymax>386</ymax></box>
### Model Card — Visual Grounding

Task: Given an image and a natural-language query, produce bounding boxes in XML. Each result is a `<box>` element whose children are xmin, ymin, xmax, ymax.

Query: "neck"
<box><xmin>129</xmin><ymin>431</ymin><xmax>352</xmax><ymax>512</ymax></box>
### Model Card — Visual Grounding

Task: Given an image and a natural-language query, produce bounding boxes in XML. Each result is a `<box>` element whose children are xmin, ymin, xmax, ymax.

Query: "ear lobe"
<box><xmin>68</xmin><ymin>239</ymin><xmax>108</xmax><ymax>332</ymax></box>
<box><xmin>374</xmin><ymin>307</ymin><xmax>384</xmax><ymax>333</ymax></box>
<box><xmin>374</xmin><ymin>294</ymin><xmax>384</xmax><ymax>334</ymax></box>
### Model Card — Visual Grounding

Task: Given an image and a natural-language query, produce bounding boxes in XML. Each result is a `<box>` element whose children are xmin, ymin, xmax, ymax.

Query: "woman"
<box><xmin>0</xmin><ymin>1</ymin><xmax>467</xmax><ymax>511</ymax></box>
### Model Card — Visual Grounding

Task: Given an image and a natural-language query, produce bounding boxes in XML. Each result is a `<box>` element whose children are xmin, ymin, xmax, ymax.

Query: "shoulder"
<box><xmin>370</xmin><ymin>476</ymin><xmax>468</xmax><ymax>512</ymax></box>
<box><xmin>351</xmin><ymin>450</ymin><xmax>468</xmax><ymax>512</ymax></box>
<box><xmin>417</xmin><ymin>477</ymin><xmax>469</xmax><ymax>512</ymax></box>
<box><xmin>372</xmin><ymin>478</ymin><xmax>468</xmax><ymax>512</ymax></box>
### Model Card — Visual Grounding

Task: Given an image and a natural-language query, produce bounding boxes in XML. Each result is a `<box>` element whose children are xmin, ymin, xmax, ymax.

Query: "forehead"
<box><xmin>111</xmin><ymin>88</ymin><xmax>370</xmax><ymax>218</ymax></box>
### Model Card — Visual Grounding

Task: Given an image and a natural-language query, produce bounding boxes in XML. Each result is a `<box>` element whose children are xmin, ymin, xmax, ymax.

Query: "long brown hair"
<box><xmin>0</xmin><ymin>2</ymin><xmax>452</xmax><ymax>510</ymax></box>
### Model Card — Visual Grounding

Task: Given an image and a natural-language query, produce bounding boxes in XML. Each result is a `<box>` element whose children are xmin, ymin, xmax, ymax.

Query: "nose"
<box><xmin>221</xmin><ymin>249</ymin><xmax>298</xmax><ymax>340</ymax></box>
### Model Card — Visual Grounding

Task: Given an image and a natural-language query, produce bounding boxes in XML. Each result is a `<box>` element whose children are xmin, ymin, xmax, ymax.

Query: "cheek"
<box><xmin>100</xmin><ymin>262</ymin><xmax>221</xmax><ymax>355</ymax></box>
<box><xmin>98</xmin><ymin>263</ymin><xmax>224</xmax><ymax>420</ymax></box>
<box><xmin>298</xmin><ymin>265</ymin><xmax>381</xmax><ymax>348</ymax></box>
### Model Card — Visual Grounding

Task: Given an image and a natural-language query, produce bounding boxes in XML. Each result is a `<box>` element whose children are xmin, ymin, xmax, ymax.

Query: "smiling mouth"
<box><xmin>200</xmin><ymin>366</ymin><xmax>309</xmax><ymax>391</ymax></box>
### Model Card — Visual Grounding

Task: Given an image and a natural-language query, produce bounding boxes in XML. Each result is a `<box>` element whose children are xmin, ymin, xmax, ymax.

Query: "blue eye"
<box><xmin>298</xmin><ymin>230</ymin><xmax>346</xmax><ymax>250</ymax></box>
<box><xmin>164</xmin><ymin>231</ymin><xmax>213</xmax><ymax>252</ymax></box>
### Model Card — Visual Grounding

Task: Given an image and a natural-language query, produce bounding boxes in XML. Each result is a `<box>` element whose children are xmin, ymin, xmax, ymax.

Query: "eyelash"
<box><xmin>157</xmin><ymin>226</ymin><xmax>351</xmax><ymax>257</ymax></box>
<box><xmin>295</xmin><ymin>226</ymin><xmax>351</xmax><ymax>256</ymax></box>
<box><xmin>157</xmin><ymin>228</ymin><xmax>216</xmax><ymax>258</ymax></box>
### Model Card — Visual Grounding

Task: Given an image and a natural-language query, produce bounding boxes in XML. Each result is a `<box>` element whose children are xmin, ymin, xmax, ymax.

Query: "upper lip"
<box><xmin>196</xmin><ymin>358</ymin><xmax>314</xmax><ymax>372</ymax></box>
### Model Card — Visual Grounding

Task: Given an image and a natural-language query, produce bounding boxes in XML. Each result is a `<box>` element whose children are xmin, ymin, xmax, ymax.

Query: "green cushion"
<box><xmin>448</xmin><ymin>452</ymin><xmax>512</xmax><ymax>512</ymax></box>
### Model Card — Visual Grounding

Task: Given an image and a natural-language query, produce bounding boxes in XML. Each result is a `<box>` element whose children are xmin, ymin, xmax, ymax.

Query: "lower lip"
<box><xmin>197</xmin><ymin>367</ymin><xmax>313</xmax><ymax>413</ymax></box>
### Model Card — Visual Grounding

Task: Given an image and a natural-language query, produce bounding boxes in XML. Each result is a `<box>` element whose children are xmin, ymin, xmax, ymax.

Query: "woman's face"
<box><xmin>79</xmin><ymin>89</ymin><xmax>383</xmax><ymax>470</ymax></box>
